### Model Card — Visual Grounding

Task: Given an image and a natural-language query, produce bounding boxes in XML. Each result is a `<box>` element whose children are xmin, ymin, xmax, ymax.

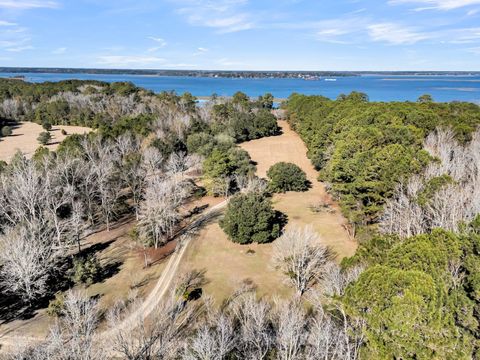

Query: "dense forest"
<box><xmin>286</xmin><ymin>93</ymin><xmax>480</xmax><ymax>358</ymax></box>
<box><xmin>286</xmin><ymin>93</ymin><xmax>480</xmax><ymax>231</ymax></box>
<box><xmin>0</xmin><ymin>79</ymin><xmax>479</xmax><ymax>359</ymax></box>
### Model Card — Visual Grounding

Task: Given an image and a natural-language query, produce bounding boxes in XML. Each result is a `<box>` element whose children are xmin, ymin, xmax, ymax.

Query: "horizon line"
<box><xmin>1</xmin><ymin>67</ymin><xmax>480</xmax><ymax>73</ymax></box>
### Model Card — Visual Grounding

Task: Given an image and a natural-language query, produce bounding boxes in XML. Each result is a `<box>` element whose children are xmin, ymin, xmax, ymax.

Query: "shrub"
<box><xmin>69</xmin><ymin>255</ymin><xmax>102</xmax><ymax>285</ymax></box>
<box><xmin>220</xmin><ymin>193</ymin><xmax>284</xmax><ymax>244</ymax></box>
<box><xmin>32</xmin><ymin>146</ymin><xmax>50</xmax><ymax>163</ymax></box>
<box><xmin>42</xmin><ymin>121</ymin><xmax>52</xmax><ymax>131</ymax></box>
<box><xmin>418</xmin><ymin>94</ymin><xmax>434</xmax><ymax>103</ymax></box>
<box><xmin>46</xmin><ymin>292</ymin><xmax>65</xmax><ymax>317</ymax></box>
<box><xmin>37</xmin><ymin>131</ymin><xmax>52</xmax><ymax>145</ymax></box>
<box><xmin>1</xmin><ymin>126</ymin><xmax>12</xmax><ymax>137</ymax></box>
<box><xmin>186</xmin><ymin>132</ymin><xmax>215</xmax><ymax>156</ymax></box>
<box><xmin>267</xmin><ymin>162</ymin><xmax>309</xmax><ymax>193</ymax></box>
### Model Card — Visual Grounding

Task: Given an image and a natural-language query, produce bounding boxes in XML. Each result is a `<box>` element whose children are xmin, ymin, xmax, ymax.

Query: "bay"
<box><xmin>1</xmin><ymin>72</ymin><xmax>479</xmax><ymax>104</ymax></box>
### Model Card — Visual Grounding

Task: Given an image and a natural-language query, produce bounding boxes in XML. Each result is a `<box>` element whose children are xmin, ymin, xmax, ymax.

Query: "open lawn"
<box><xmin>0</xmin><ymin>122</ymin><xmax>91</xmax><ymax>163</ymax></box>
<box><xmin>240</xmin><ymin>120</ymin><xmax>357</xmax><ymax>258</ymax></box>
<box><xmin>181</xmin><ymin>222</ymin><xmax>293</xmax><ymax>302</ymax></box>
<box><xmin>181</xmin><ymin>120</ymin><xmax>357</xmax><ymax>304</ymax></box>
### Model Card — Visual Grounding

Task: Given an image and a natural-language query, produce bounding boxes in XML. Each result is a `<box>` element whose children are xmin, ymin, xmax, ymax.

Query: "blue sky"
<box><xmin>0</xmin><ymin>0</ymin><xmax>480</xmax><ymax>70</ymax></box>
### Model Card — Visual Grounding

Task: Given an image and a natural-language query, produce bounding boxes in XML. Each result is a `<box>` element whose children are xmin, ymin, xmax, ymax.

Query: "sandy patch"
<box><xmin>0</xmin><ymin>122</ymin><xmax>91</xmax><ymax>163</ymax></box>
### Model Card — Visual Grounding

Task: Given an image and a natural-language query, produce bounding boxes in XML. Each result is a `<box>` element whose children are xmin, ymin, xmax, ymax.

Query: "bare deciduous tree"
<box><xmin>115</xmin><ymin>133</ymin><xmax>148</xmax><ymax>219</ymax></box>
<box><xmin>138</xmin><ymin>177</ymin><xmax>189</xmax><ymax>248</ymax></box>
<box><xmin>182</xmin><ymin>313</ymin><xmax>236</xmax><ymax>360</ymax></box>
<box><xmin>273</xmin><ymin>226</ymin><xmax>335</xmax><ymax>296</ymax></box>
<box><xmin>108</xmin><ymin>292</ymin><xmax>200</xmax><ymax>359</ymax></box>
<box><xmin>0</xmin><ymin>222</ymin><xmax>56</xmax><ymax>302</ymax></box>
<box><xmin>0</xmin><ymin>155</ymin><xmax>48</xmax><ymax>228</ymax></box>
<box><xmin>231</xmin><ymin>294</ymin><xmax>274</xmax><ymax>359</ymax></box>
<box><xmin>45</xmin><ymin>290</ymin><xmax>104</xmax><ymax>360</ymax></box>
<box><xmin>274</xmin><ymin>299</ymin><xmax>308</xmax><ymax>360</ymax></box>
<box><xmin>82</xmin><ymin>137</ymin><xmax>122</xmax><ymax>231</ymax></box>
<box><xmin>381</xmin><ymin>127</ymin><xmax>480</xmax><ymax>237</ymax></box>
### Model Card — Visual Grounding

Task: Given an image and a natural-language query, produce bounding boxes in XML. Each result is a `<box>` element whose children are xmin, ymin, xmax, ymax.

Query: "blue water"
<box><xmin>1</xmin><ymin>72</ymin><xmax>480</xmax><ymax>104</ymax></box>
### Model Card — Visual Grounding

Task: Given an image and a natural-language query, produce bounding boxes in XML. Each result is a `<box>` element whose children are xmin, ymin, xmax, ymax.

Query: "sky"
<box><xmin>0</xmin><ymin>0</ymin><xmax>480</xmax><ymax>71</ymax></box>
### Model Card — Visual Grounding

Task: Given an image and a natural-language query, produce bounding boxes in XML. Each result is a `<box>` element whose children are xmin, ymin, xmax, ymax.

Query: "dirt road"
<box><xmin>0</xmin><ymin>200</ymin><xmax>227</xmax><ymax>353</ymax></box>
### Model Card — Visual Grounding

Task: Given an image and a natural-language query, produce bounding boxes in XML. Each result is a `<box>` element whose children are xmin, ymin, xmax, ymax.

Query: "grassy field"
<box><xmin>240</xmin><ymin>120</ymin><xmax>357</xmax><ymax>258</ymax></box>
<box><xmin>0</xmin><ymin>122</ymin><xmax>91</xmax><ymax>163</ymax></box>
<box><xmin>181</xmin><ymin>222</ymin><xmax>293</xmax><ymax>302</ymax></box>
<box><xmin>180</xmin><ymin>120</ymin><xmax>357</xmax><ymax>304</ymax></box>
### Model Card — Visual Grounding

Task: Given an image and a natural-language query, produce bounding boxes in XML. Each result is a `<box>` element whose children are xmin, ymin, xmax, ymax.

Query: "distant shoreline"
<box><xmin>196</xmin><ymin>96</ymin><xmax>287</xmax><ymax>103</ymax></box>
<box><xmin>1</xmin><ymin>67</ymin><xmax>480</xmax><ymax>80</ymax></box>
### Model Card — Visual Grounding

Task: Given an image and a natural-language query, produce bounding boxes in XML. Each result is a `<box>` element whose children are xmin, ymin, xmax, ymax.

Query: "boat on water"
<box><xmin>325</xmin><ymin>78</ymin><xmax>337</xmax><ymax>82</ymax></box>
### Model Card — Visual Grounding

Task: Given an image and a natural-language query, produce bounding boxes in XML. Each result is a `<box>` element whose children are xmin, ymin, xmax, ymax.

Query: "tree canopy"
<box><xmin>285</xmin><ymin>93</ymin><xmax>480</xmax><ymax>226</ymax></box>
<box><xmin>220</xmin><ymin>193</ymin><xmax>283</xmax><ymax>244</ymax></box>
<box><xmin>267</xmin><ymin>162</ymin><xmax>310</xmax><ymax>193</ymax></box>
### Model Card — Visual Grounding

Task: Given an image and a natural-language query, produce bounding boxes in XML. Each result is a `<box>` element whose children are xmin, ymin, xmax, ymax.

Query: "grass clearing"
<box><xmin>0</xmin><ymin>122</ymin><xmax>91</xmax><ymax>163</ymax></box>
<box><xmin>181</xmin><ymin>120</ymin><xmax>356</xmax><ymax>305</ymax></box>
<box><xmin>240</xmin><ymin>120</ymin><xmax>357</xmax><ymax>258</ymax></box>
<box><xmin>181</xmin><ymin>222</ymin><xmax>292</xmax><ymax>303</ymax></box>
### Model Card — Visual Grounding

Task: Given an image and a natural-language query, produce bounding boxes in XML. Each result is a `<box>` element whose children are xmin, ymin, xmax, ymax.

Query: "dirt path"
<box><xmin>0</xmin><ymin>200</ymin><xmax>228</xmax><ymax>353</ymax></box>
<box><xmin>240</xmin><ymin>120</ymin><xmax>357</xmax><ymax>258</ymax></box>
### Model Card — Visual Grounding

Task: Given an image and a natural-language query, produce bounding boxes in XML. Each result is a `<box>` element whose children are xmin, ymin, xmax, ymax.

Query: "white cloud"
<box><xmin>203</xmin><ymin>15</ymin><xmax>254</xmax><ymax>33</ymax></box>
<box><xmin>0</xmin><ymin>20</ymin><xmax>16</xmax><ymax>26</ymax></box>
<box><xmin>0</xmin><ymin>29</ymin><xmax>32</xmax><ymax>52</ymax></box>
<box><xmin>97</xmin><ymin>55</ymin><xmax>166</xmax><ymax>67</ymax></box>
<box><xmin>0</xmin><ymin>0</ymin><xmax>59</xmax><ymax>10</ymax></box>
<box><xmin>447</xmin><ymin>27</ymin><xmax>480</xmax><ymax>43</ymax></box>
<box><xmin>6</xmin><ymin>45</ymin><xmax>33</xmax><ymax>52</ymax></box>
<box><xmin>147</xmin><ymin>36</ymin><xmax>167</xmax><ymax>47</ymax></box>
<box><xmin>467</xmin><ymin>46</ymin><xmax>480</xmax><ymax>54</ymax></box>
<box><xmin>216</xmin><ymin>57</ymin><xmax>245</xmax><ymax>67</ymax></box>
<box><xmin>52</xmin><ymin>47</ymin><xmax>66</xmax><ymax>54</ymax></box>
<box><xmin>389</xmin><ymin>0</ymin><xmax>480</xmax><ymax>10</ymax></box>
<box><xmin>175</xmin><ymin>0</ymin><xmax>254</xmax><ymax>33</ymax></box>
<box><xmin>368</xmin><ymin>23</ymin><xmax>431</xmax><ymax>44</ymax></box>
<box><xmin>314</xmin><ymin>17</ymin><xmax>369</xmax><ymax>44</ymax></box>
<box><xmin>163</xmin><ymin>62</ymin><xmax>198</xmax><ymax>68</ymax></box>
<box><xmin>193</xmin><ymin>47</ymin><xmax>209</xmax><ymax>55</ymax></box>
<box><xmin>146</xmin><ymin>46</ymin><xmax>163</xmax><ymax>53</ymax></box>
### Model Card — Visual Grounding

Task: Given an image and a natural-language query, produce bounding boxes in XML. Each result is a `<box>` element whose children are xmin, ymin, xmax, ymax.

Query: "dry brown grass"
<box><xmin>181</xmin><ymin>222</ymin><xmax>293</xmax><ymax>302</ymax></box>
<box><xmin>181</xmin><ymin>120</ymin><xmax>357</xmax><ymax>304</ymax></box>
<box><xmin>240</xmin><ymin>120</ymin><xmax>357</xmax><ymax>258</ymax></box>
<box><xmin>0</xmin><ymin>122</ymin><xmax>91</xmax><ymax>163</ymax></box>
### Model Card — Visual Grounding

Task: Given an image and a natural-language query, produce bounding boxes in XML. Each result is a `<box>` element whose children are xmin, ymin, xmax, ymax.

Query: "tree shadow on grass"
<box><xmin>97</xmin><ymin>260</ymin><xmax>122</xmax><ymax>284</ymax></box>
<box><xmin>0</xmin><ymin>240</ymin><xmax>119</xmax><ymax>324</ymax></box>
<box><xmin>0</xmin><ymin>259</ymin><xmax>74</xmax><ymax>324</ymax></box>
<box><xmin>78</xmin><ymin>239</ymin><xmax>115</xmax><ymax>258</ymax></box>
<box><xmin>276</xmin><ymin>210</ymin><xmax>289</xmax><ymax>230</ymax></box>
